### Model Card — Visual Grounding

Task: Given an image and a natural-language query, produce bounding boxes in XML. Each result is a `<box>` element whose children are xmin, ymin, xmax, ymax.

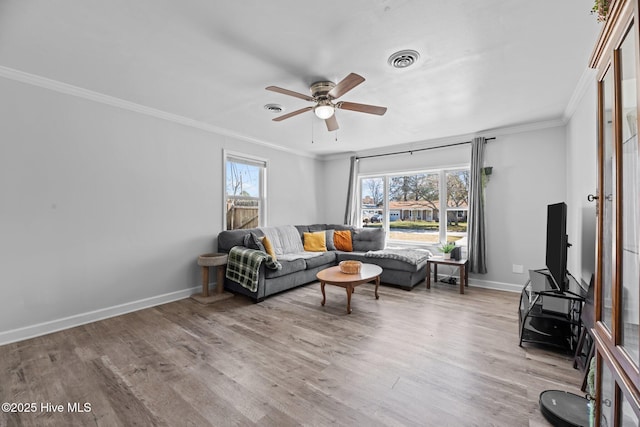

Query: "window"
<box><xmin>360</xmin><ymin>177</ymin><xmax>385</xmax><ymax>227</ymax></box>
<box><xmin>224</xmin><ymin>151</ymin><xmax>266</xmax><ymax>230</ymax></box>
<box><xmin>359</xmin><ymin>168</ymin><xmax>469</xmax><ymax>246</ymax></box>
<box><xmin>445</xmin><ymin>169</ymin><xmax>470</xmax><ymax>242</ymax></box>
<box><xmin>388</xmin><ymin>172</ymin><xmax>440</xmax><ymax>243</ymax></box>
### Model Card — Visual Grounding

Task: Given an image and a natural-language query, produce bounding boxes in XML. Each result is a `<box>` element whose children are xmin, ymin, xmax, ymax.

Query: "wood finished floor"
<box><xmin>0</xmin><ymin>282</ymin><xmax>584</xmax><ymax>427</ymax></box>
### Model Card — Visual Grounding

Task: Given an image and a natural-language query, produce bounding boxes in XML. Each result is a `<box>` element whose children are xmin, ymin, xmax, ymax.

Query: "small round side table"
<box><xmin>191</xmin><ymin>253</ymin><xmax>234</xmax><ymax>304</ymax></box>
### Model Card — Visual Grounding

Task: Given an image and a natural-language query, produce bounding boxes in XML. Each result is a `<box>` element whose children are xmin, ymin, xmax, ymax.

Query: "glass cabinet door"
<box><xmin>618</xmin><ymin>25</ymin><xmax>640</xmax><ymax>367</ymax></box>
<box><xmin>599</xmin><ymin>360</ymin><xmax>615</xmax><ymax>427</ymax></box>
<box><xmin>592</xmin><ymin>1</ymin><xmax>640</xmax><ymax>424</ymax></box>
<box><xmin>621</xmin><ymin>393</ymin><xmax>640</xmax><ymax>426</ymax></box>
<box><xmin>601</xmin><ymin>65</ymin><xmax>616</xmax><ymax>334</ymax></box>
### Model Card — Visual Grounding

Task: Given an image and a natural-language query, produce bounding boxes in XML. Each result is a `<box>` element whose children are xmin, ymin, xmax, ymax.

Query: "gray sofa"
<box><xmin>217</xmin><ymin>224</ymin><xmax>429</xmax><ymax>302</ymax></box>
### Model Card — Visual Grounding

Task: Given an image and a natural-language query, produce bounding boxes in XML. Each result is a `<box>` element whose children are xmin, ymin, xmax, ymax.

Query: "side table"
<box><xmin>191</xmin><ymin>253</ymin><xmax>234</xmax><ymax>304</ymax></box>
<box><xmin>426</xmin><ymin>257</ymin><xmax>469</xmax><ymax>294</ymax></box>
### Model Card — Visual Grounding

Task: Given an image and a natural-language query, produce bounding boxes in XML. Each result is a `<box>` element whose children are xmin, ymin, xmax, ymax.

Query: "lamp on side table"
<box><xmin>191</xmin><ymin>253</ymin><xmax>234</xmax><ymax>304</ymax></box>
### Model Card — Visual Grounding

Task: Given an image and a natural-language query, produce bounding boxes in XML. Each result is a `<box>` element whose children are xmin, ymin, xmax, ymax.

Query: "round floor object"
<box><xmin>539</xmin><ymin>390</ymin><xmax>590</xmax><ymax>427</ymax></box>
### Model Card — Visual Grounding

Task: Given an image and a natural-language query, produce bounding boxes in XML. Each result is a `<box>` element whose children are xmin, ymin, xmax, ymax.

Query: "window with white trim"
<box><xmin>223</xmin><ymin>151</ymin><xmax>267</xmax><ymax>230</ymax></box>
<box><xmin>359</xmin><ymin>167</ymin><xmax>469</xmax><ymax>246</ymax></box>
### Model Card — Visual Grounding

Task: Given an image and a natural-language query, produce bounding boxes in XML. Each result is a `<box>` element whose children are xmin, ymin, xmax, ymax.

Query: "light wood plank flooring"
<box><xmin>0</xmin><ymin>282</ymin><xmax>584</xmax><ymax>426</ymax></box>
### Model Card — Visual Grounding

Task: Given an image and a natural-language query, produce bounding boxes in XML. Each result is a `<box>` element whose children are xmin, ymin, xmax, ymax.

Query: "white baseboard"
<box><xmin>468</xmin><ymin>278</ymin><xmax>522</xmax><ymax>293</ymax></box>
<box><xmin>1</xmin><ymin>276</ymin><xmax>521</xmax><ymax>346</ymax></box>
<box><xmin>0</xmin><ymin>285</ymin><xmax>201</xmax><ymax>346</ymax></box>
<box><xmin>433</xmin><ymin>273</ymin><xmax>521</xmax><ymax>293</ymax></box>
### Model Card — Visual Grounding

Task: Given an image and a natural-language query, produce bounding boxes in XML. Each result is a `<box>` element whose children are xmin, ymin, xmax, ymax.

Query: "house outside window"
<box><xmin>360</xmin><ymin>177</ymin><xmax>385</xmax><ymax>227</ymax></box>
<box><xmin>359</xmin><ymin>167</ymin><xmax>469</xmax><ymax>246</ymax></box>
<box><xmin>223</xmin><ymin>151</ymin><xmax>267</xmax><ymax>230</ymax></box>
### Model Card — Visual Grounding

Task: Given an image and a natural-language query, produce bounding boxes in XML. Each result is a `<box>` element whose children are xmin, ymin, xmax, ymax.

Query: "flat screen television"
<box><xmin>545</xmin><ymin>202</ymin><xmax>569</xmax><ymax>293</ymax></box>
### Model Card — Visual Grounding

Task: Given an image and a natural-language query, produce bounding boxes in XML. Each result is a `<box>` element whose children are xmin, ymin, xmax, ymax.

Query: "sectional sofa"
<box><xmin>217</xmin><ymin>224</ymin><xmax>431</xmax><ymax>302</ymax></box>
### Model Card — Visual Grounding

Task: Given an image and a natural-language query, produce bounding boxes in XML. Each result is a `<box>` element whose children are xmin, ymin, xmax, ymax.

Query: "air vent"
<box><xmin>388</xmin><ymin>49</ymin><xmax>420</xmax><ymax>69</ymax></box>
<box><xmin>264</xmin><ymin>103</ymin><xmax>284</xmax><ymax>113</ymax></box>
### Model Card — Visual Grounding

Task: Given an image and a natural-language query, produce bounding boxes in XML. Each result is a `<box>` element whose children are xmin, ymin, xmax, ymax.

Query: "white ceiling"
<box><xmin>0</xmin><ymin>0</ymin><xmax>601</xmax><ymax>156</ymax></box>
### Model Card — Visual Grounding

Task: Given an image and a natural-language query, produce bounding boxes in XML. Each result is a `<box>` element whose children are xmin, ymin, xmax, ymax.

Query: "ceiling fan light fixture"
<box><xmin>266</xmin><ymin>72</ymin><xmax>386</xmax><ymax>130</ymax></box>
<box><xmin>314</xmin><ymin>104</ymin><xmax>334</xmax><ymax>119</ymax></box>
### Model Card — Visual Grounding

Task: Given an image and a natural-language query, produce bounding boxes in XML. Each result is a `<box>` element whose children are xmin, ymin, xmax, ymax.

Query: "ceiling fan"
<box><xmin>266</xmin><ymin>73</ymin><xmax>387</xmax><ymax>132</ymax></box>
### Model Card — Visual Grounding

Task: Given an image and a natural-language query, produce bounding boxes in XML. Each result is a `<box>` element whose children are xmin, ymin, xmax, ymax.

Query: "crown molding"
<box><xmin>0</xmin><ymin>65</ymin><xmax>317</xmax><ymax>159</ymax></box>
<box><xmin>1</xmin><ymin>65</ymin><xmax>577</xmax><ymax>162</ymax></box>
<box><xmin>563</xmin><ymin>67</ymin><xmax>597</xmax><ymax>122</ymax></box>
<box><xmin>481</xmin><ymin>117</ymin><xmax>566</xmax><ymax>136</ymax></box>
<box><xmin>320</xmin><ymin>117</ymin><xmax>567</xmax><ymax>161</ymax></box>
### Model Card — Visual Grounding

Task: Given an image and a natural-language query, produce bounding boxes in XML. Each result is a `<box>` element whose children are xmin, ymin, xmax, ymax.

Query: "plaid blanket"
<box><xmin>226</xmin><ymin>246</ymin><xmax>281</xmax><ymax>292</ymax></box>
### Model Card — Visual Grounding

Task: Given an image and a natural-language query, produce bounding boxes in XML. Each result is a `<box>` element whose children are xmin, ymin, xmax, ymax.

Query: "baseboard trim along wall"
<box><xmin>432</xmin><ymin>273</ymin><xmax>521</xmax><ymax>293</ymax></box>
<box><xmin>0</xmin><ymin>278</ymin><xmax>521</xmax><ymax>346</ymax></box>
<box><xmin>466</xmin><ymin>278</ymin><xmax>522</xmax><ymax>293</ymax></box>
<box><xmin>0</xmin><ymin>285</ymin><xmax>201</xmax><ymax>346</ymax></box>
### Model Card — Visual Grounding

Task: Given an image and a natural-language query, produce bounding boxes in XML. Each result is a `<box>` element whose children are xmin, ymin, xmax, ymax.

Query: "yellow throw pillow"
<box><xmin>303</xmin><ymin>231</ymin><xmax>327</xmax><ymax>252</ymax></box>
<box><xmin>333</xmin><ymin>230</ymin><xmax>353</xmax><ymax>252</ymax></box>
<box><xmin>261</xmin><ymin>236</ymin><xmax>277</xmax><ymax>260</ymax></box>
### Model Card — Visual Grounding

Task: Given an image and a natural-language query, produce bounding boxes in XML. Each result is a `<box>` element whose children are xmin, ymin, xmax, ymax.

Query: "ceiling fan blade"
<box><xmin>266</xmin><ymin>86</ymin><xmax>315</xmax><ymax>102</ymax></box>
<box><xmin>337</xmin><ymin>101</ymin><xmax>387</xmax><ymax>116</ymax></box>
<box><xmin>325</xmin><ymin>115</ymin><xmax>339</xmax><ymax>132</ymax></box>
<box><xmin>272</xmin><ymin>106</ymin><xmax>313</xmax><ymax>122</ymax></box>
<box><xmin>328</xmin><ymin>73</ymin><xmax>365</xmax><ymax>99</ymax></box>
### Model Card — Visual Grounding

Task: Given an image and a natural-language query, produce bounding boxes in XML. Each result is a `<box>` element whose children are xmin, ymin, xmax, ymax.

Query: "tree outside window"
<box><xmin>445</xmin><ymin>170</ymin><xmax>469</xmax><ymax>239</ymax></box>
<box><xmin>360</xmin><ymin>177</ymin><xmax>384</xmax><ymax>227</ymax></box>
<box><xmin>359</xmin><ymin>168</ymin><xmax>469</xmax><ymax>245</ymax></box>
<box><xmin>388</xmin><ymin>173</ymin><xmax>440</xmax><ymax>243</ymax></box>
<box><xmin>224</xmin><ymin>153</ymin><xmax>266</xmax><ymax>230</ymax></box>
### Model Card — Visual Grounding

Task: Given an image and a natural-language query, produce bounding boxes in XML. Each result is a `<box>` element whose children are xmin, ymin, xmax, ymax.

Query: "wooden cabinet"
<box><xmin>590</xmin><ymin>0</ymin><xmax>640</xmax><ymax>424</ymax></box>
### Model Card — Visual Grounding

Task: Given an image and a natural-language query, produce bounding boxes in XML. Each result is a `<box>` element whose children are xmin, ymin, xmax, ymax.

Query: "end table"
<box><xmin>426</xmin><ymin>257</ymin><xmax>469</xmax><ymax>294</ymax></box>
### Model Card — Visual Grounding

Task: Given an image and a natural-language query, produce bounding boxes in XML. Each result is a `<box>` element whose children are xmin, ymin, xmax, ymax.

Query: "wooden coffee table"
<box><xmin>316</xmin><ymin>263</ymin><xmax>382</xmax><ymax>314</ymax></box>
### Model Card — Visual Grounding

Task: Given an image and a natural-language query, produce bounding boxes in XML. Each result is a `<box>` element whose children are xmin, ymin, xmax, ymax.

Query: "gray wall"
<box><xmin>565</xmin><ymin>82</ymin><xmax>597</xmax><ymax>287</ymax></box>
<box><xmin>321</xmin><ymin>99</ymin><xmax>600</xmax><ymax>293</ymax></box>
<box><xmin>482</xmin><ymin>126</ymin><xmax>567</xmax><ymax>288</ymax></box>
<box><xmin>0</xmin><ymin>72</ymin><xmax>599</xmax><ymax>344</ymax></box>
<box><xmin>320</xmin><ymin>124</ymin><xmax>568</xmax><ymax>291</ymax></box>
<box><xmin>0</xmin><ymin>77</ymin><xmax>321</xmax><ymax>343</ymax></box>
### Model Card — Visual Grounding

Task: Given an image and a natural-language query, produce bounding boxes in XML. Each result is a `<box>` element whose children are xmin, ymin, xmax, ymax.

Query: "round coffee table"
<box><xmin>316</xmin><ymin>263</ymin><xmax>382</xmax><ymax>313</ymax></box>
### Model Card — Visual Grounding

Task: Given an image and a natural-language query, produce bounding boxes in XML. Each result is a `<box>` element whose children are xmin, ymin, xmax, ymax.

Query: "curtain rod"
<box><xmin>355</xmin><ymin>137</ymin><xmax>495</xmax><ymax>160</ymax></box>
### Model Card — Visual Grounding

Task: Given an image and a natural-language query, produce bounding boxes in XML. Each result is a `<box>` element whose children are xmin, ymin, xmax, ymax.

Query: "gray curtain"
<box><xmin>344</xmin><ymin>156</ymin><xmax>359</xmax><ymax>225</ymax></box>
<box><xmin>468</xmin><ymin>137</ymin><xmax>487</xmax><ymax>273</ymax></box>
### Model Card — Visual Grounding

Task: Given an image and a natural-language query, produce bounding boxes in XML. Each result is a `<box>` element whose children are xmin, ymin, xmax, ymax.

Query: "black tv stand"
<box><xmin>533</xmin><ymin>268</ymin><xmax>572</xmax><ymax>294</ymax></box>
<box><xmin>518</xmin><ymin>269</ymin><xmax>586</xmax><ymax>352</ymax></box>
<box><xmin>533</xmin><ymin>268</ymin><xmax>557</xmax><ymax>286</ymax></box>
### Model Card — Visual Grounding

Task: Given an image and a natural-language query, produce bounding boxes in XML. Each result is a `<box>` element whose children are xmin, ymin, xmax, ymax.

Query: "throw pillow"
<box><xmin>243</xmin><ymin>232</ymin><xmax>266</xmax><ymax>252</ymax></box>
<box><xmin>303</xmin><ymin>231</ymin><xmax>327</xmax><ymax>252</ymax></box>
<box><xmin>261</xmin><ymin>236</ymin><xmax>277</xmax><ymax>260</ymax></box>
<box><xmin>325</xmin><ymin>229</ymin><xmax>336</xmax><ymax>251</ymax></box>
<box><xmin>352</xmin><ymin>228</ymin><xmax>385</xmax><ymax>252</ymax></box>
<box><xmin>333</xmin><ymin>230</ymin><xmax>353</xmax><ymax>252</ymax></box>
